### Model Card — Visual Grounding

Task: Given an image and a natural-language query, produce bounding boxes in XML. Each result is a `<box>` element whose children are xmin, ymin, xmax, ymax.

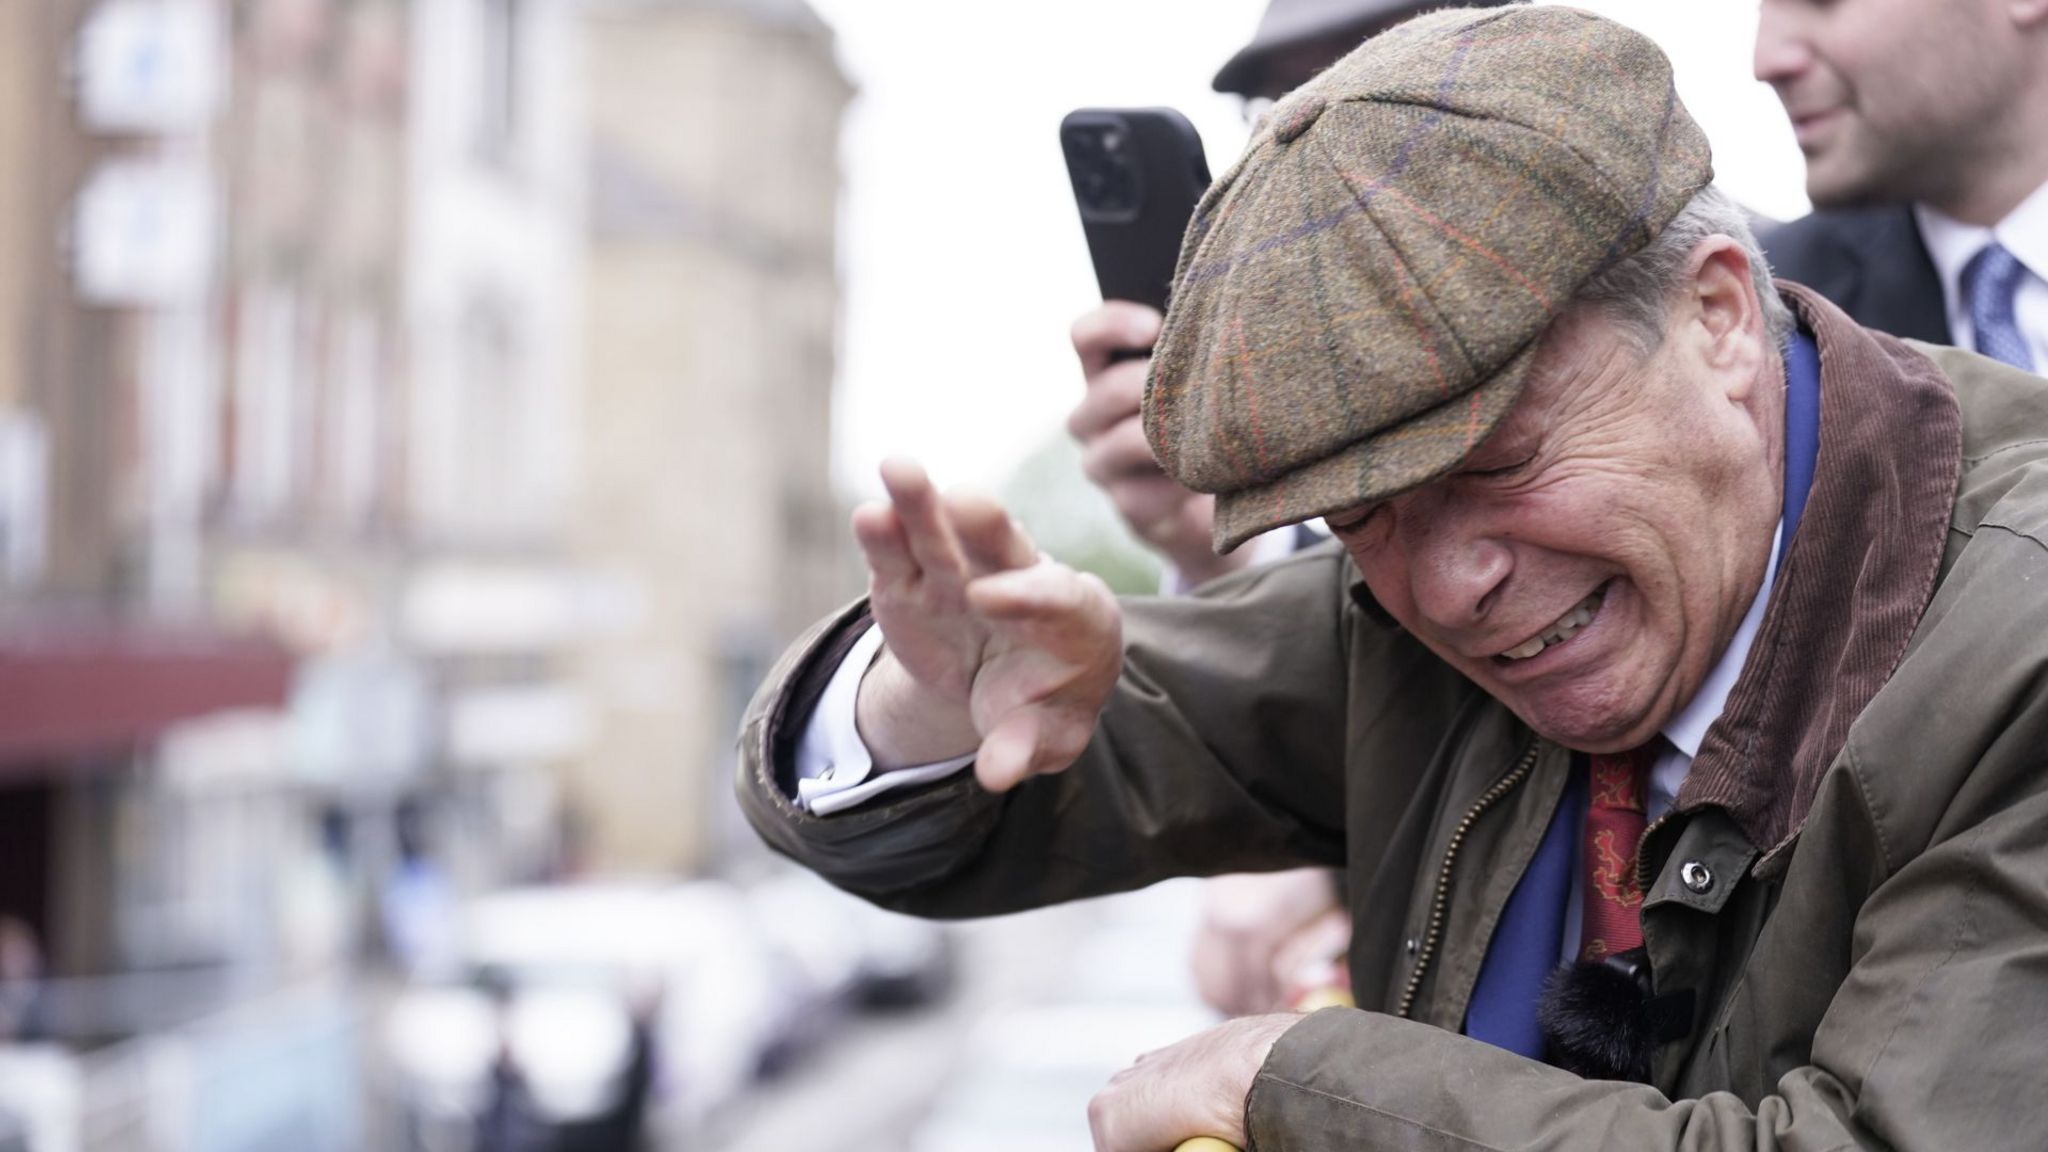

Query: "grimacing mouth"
<box><xmin>1496</xmin><ymin>583</ymin><xmax>1609</xmax><ymax>662</ymax></box>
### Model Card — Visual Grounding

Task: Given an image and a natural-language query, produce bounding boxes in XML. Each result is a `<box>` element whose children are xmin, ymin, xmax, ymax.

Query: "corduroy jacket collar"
<box><xmin>1679</xmin><ymin>282</ymin><xmax>1962</xmax><ymax>865</ymax></box>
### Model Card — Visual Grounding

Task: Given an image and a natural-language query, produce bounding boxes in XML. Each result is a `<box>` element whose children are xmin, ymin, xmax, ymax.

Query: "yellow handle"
<box><xmin>1174</xmin><ymin>1140</ymin><xmax>1241</xmax><ymax>1152</ymax></box>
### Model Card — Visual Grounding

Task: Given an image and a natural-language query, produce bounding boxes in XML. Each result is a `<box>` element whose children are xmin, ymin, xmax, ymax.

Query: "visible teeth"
<box><xmin>1500</xmin><ymin>590</ymin><xmax>1605</xmax><ymax>661</ymax></box>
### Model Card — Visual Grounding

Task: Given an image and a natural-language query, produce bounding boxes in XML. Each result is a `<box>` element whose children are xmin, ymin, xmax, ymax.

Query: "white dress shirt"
<box><xmin>1914</xmin><ymin>179</ymin><xmax>2048</xmax><ymax>366</ymax></box>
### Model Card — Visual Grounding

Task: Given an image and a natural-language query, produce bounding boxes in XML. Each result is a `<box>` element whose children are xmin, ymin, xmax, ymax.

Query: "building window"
<box><xmin>417</xmin><ymin>298</ymin><xmax>533</xmax><ymax>538</ymax></box>
<box><xmin>232</xmin><ymin>282</ymin><xmax>307</xmax><ymax>522</ymax></box>
<box><xmin>457</xmin><ymin>300</ymin><xmax>519</xmax><ymax>529</ymax></box>
<box><xmin>476</xmin><ymin>0</ymin><xmax>522</xmax><ymax>164</ymax></box>
<box><xmin>0</xmin><ymin>414</ymin><xmax>47</xmax><ymax>587</ymax></box>
<box><xmin>328</xmin><ymin>311</ymin><xmax>383</xmax><ymax>527</ymax></box>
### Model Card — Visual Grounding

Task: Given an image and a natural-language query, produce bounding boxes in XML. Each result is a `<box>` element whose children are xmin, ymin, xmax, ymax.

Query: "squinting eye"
<box><xmin>1329</xmin><ymin>505</ymin><xmax>1389</xmax><ymax>542</ymax></box>
<box><xmin>1464</xmin><ymin>454</ymin><xmax>1536</xmax><ymax>480</ymax></box>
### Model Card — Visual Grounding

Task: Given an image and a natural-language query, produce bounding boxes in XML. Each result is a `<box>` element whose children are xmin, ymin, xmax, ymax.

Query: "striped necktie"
<box><xmin>1963</xmin><ymin>242</ymin><xmax>2036</xmax><ymax>372</ymax></box>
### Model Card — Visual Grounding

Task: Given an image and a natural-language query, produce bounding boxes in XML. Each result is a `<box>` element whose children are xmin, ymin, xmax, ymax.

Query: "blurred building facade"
<box><xmin>393</xmin><ymin>0</ymin><xmax>588</xmax><ymax>894</ymax></box>
<box><xmin>572</xmin><ymin>0</ymin><xmax>853</xmax><ymax>874</ymax></box>
<box><xmin>0</xmin><ymin>1</ymin><xmax>389</xmax><ymax>1147</ymax></box>
<box><xmin>1</xmin><ymin>0</ymin><xmax>857</xmax><ymax>1142</ymax></box>
<box><xmin>0</xmin><ymin>0</ymin><xmax>586</xmax><ymax>1147</ymax></box>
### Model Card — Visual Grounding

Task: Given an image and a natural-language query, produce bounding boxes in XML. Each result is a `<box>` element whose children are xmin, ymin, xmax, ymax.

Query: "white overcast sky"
<box><xmin>804</xmin><ymin>0</ymin><xmax>1811</xmax><ymax>501</ymax></box>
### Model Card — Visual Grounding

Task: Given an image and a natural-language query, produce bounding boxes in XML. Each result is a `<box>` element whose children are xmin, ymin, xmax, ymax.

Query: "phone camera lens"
<box><xmin>1066</xmin><ymin>119</ymin><xmax>1143</xmax><ymax>218</ymax></box>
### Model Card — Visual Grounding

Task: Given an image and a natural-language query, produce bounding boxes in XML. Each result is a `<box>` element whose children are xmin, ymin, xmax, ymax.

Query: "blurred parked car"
<box><xmin>383</xmin><ymin>872</ymin><xmax>954</xmax><ymax>1149</ymax></box>
<box><xmin>743</xmin><ymin>870</ymin><xmax>956</xmax><ymax>1012</ymax></box>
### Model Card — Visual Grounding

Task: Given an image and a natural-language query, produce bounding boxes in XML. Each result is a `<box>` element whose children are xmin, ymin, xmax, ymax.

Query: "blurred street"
<box><xmin>700</xmin><ymin>883</ymin><xmax>1214</xmax><ymax>1152</ymax></box>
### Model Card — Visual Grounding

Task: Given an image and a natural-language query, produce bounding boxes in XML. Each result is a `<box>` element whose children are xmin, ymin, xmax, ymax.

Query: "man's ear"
<box><xmin>1683</xmin><ymin>236</ymin><xmax>1770</xmax><ymax>398</ymax></box>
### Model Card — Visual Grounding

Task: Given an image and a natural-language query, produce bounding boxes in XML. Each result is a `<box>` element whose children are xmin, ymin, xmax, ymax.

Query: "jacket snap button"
<box><xmin>1681</xmin><ymin>860</ymin><xmax>1714</xmax><ymax>894</ymax></box>
<box><xmin>1404</xmin><ymin>937</ymin><xmax>1418</xmax><ymax>956</ymax></box>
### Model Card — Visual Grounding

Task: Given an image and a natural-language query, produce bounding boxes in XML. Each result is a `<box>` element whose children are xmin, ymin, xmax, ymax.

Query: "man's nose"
<box><xmin>1401</xmin><ymin>495</ymin><xmax>1512</xmax><ymax>631</ymax></box>
<box><xmin>1752</xmin><ymin>2</ymin><xmax>1808</xmax><ymax>87</ymax></box>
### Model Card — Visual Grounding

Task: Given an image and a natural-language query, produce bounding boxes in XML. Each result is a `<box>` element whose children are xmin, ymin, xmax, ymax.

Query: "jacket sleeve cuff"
<box><xmin>736</xmin><ymin>598</ymin><xmax>1008</xmax><ymax>902</ymax></box>
<box><xmin>1246</xmin><ymin>1008</ymin><xmax>1643</xmax><ymax>1150</ymax></box>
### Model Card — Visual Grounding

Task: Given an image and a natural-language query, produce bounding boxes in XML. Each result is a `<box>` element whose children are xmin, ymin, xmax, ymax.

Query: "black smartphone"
<box><xmin>1060</xmin><ymin>107</ymin><xmax>1212</xmax><ymax>313</ymax></box>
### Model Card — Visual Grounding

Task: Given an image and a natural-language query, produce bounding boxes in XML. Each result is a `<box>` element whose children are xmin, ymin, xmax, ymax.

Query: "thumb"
<box><xmin>975</xmin><ymin>709</ymin><xmax>1050</xmax><ymax>793</ymax></box>
<box><xmin>983</xmin><ymin>705</ymin><xmax>1097</xmax><ymax>795</ymax></box>
<box><xmin>976</xmin><ymin>699</ymin><xmax>1098</xmax><ymax>792</ymax></box>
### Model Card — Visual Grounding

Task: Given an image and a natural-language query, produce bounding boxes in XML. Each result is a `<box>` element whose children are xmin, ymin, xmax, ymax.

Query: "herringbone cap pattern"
<box><xmin>1145</xmin><ymin>5</ymin><xmax>1713</xmax><ymax>551</ymax></box>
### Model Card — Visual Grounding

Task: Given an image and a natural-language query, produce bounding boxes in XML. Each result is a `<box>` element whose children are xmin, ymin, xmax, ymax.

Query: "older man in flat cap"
<box><xmin>740</xmin><ymin>7</ymin><xmax>2048</xmax><ymax>1150</ymax></box>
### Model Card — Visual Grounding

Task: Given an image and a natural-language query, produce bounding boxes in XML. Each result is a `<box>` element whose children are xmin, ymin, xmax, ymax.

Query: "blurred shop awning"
<box><xmin>0</xmin><ymin>620</ymin><xmax>293</xmax><ymax>768</ymax></box>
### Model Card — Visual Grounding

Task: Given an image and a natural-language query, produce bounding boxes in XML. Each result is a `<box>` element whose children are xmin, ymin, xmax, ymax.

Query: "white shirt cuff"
<box><xmin>792</xmin><ymin>625</ymin><xmax>977</xmax><ymax>815</ymax></box>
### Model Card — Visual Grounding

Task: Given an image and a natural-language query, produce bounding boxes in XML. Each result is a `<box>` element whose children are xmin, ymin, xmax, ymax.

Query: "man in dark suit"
<box><xmin>1755</xmin><ymin>0</ymin><xmax>2047</xmax><ymax>365</ymax></box>
<box><xmin>1759</xmin><ymin>209</ymin><xmax>1949</xmax><ymax>345</ymax></box>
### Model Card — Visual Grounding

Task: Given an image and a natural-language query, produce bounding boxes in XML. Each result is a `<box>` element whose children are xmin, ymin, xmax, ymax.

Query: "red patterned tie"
<box><xmin>1579</xmin><ymin>745</ymin><xmax>1656</xmax><ymax>962</ymax></box>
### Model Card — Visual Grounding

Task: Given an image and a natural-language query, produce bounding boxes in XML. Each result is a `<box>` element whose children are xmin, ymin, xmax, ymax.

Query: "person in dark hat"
<box><xmin>742</xmin><ymin>7</ymin><xmax>2048</xmax><ymax>1149</ymax></box>
<box><xmin>1068</xmin><ymin>0</ymin><xmax>1516</xmax><ymax>1023</ymax></box>
<box><xmin>1215</xmin><ymin>0</ymin><xmax>1516</xmax><ymax>103</ymax></box>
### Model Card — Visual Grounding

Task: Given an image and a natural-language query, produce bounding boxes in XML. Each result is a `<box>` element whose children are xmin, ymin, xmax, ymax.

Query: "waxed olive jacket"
<box><xmin>737</xmin><ymin>287</ymin><xmax>2048</xmax><ymax>1150</ymax></box>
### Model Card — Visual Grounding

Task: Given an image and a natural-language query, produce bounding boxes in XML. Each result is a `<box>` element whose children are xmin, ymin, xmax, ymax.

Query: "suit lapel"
<box><xmin>1837</xmin><ymin>209</ymin><xmax>1950</xmax><ymax>344</ymax></box>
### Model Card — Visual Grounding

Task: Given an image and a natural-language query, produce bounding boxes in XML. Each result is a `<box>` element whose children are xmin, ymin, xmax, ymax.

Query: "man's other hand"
<box><xmin>1087</xmin><ymin>1013</ymin><xmax>1298</xmax><ymax>1152</ymax></box>
<box><xmin>1068</xmin><ymin>302</ymin><xmax>1251</xmax><ymax>586</ymax></box>
<box><xmin>852</xmin><ymin>459</ymin><xmax>1122</xmax><ymax>792</ymax></box>
<box><xmin>1192</xmin><ymin>869</ymin><xmax>1346</xmax><ymax>1016</ymax></box>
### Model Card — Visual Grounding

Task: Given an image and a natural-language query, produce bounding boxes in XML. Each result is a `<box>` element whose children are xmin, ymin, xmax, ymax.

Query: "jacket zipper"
<box><xmin>1636</xmin><ymin>811</ymin><xmax>1673</xmax><ymax>893</ymax></box>
<box><xmin>1394</xmin><ymin>739</ymin><xmax>1542</xmax><ymax>1020</ymax></box>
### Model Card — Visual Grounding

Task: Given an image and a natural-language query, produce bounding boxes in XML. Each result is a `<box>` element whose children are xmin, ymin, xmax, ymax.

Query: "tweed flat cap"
<box><xmin>1147</xmin><ymin>5</ymin><xmax>1713</xmax><ymax>552</ymax></box>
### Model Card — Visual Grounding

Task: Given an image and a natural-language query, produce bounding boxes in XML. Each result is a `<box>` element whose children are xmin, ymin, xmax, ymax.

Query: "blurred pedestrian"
<box><xmin>381</xmin><ymin>800</ymin><xmax>461</xmax><ymax>980</ymax></box>
<box><xmin>0</xmin><ymin>916</ymin><xmax>44</xmax><ymax>1042</ymax></box>
<box><xmin>1758</xmin><ymin>0</ymin><xmax>2048</xmax><ymax>365</ymax></box>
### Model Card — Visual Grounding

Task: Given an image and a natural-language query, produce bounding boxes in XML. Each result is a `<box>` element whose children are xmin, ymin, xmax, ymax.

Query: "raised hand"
<box><xmin>851</xmin><ymin>459</ymin><xmax>1122</xmax><ymax>792</ymax></box>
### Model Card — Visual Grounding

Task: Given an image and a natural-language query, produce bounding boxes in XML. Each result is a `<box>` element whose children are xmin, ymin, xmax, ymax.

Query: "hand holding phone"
<box><xmin>1060</xmin><ymin>109</ymin><xmax>1247</xmax><ymax>583</ymax></box>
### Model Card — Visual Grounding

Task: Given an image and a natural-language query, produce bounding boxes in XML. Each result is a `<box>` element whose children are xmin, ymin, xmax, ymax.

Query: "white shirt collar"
<box><xmin>1913</xmin><ymin>179</ymin><xmax>2048</xmax><ymax>338</ymax></box>
<box><xmin>1661</xmin><ymin>523</ymin><xmax>1783</xmax><ymax>761</ymax></box>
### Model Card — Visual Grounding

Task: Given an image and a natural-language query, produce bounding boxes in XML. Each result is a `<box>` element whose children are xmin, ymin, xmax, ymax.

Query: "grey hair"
<box><xmin>1569</xmin><ymin>184</ymin><xmax>1795</xmax><ymax>353</ymax></box>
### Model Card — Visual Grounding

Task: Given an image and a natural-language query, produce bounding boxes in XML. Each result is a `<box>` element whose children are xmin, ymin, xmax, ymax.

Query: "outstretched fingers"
<box><xmin>854</xmin><ymin>463</ymin><xmax>1120</xmax><ymax>788</ymax></box>
<box><xmin>967</xmin><ymin>561</ymin><xmax>1113</xmax><ymax>638</ymax></box>
<box><xmin>946</xmin><ymin>491</ymin><xmax>1039</xmax><ymax>577</ymax></box>
<box><xmin>878</xmin><ymin>457</ymin><xmax>968</xmax><ymax>590</ymax></box>
<box><xmin>964</xmin><ymin>562</ymin><xmax>1121</xmax><ymax>789</ymax></box>
<box><xmin>851</xmin><ymin>501</ymin><xmax>918</xmax><ymax>587</ymax></box>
